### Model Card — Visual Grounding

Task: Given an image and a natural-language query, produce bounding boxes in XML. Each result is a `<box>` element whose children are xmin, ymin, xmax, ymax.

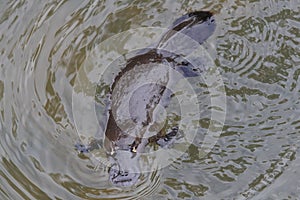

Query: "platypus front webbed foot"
<box><xmin>75</xmin><ymin>139</ymin><xmax>102</xmax><ymax>153</ymax></box>
<box><xmin>157</xmin><ymin>127</ymin><xmax>180</xmax><ymax>148</ymax></box>
<box><xmin>148</xmin><ymin>127</ymin><xmax>181</xmax><ymax>148</ymax></box>
<box><xmin>75</xmin><ymin>143</ymin><xmax>91</xmax><ymax>153</ymax></box>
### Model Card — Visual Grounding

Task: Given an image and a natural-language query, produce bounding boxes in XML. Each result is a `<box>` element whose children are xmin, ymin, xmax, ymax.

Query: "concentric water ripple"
<box><xmin>0</xmin><ymin>0</ymin><xmax>300</xmax><ymax>199</ymax></box>
<box><xmin>0</xmin><ymin>1</ymin><xmax>170</xmax><ymax>199</ymax></box>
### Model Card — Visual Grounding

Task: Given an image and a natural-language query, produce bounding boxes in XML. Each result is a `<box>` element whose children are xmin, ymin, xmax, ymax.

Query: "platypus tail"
<box><xmin>157</xmin><ymin>11</ymin><xmax>216</xmax><ymax>49</ymax></box>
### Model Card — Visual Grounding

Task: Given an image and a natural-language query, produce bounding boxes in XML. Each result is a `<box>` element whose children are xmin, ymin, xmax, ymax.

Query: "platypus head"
<box><xmin>107</xmin><ymin>150</ymin><xmax>141</xmax><ymax>187</ymax></box>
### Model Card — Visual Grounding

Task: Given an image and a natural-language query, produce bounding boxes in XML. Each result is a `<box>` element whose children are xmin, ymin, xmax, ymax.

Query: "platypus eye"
<box><xmin>130</xmin><ymin>141</ymin><xmax>137</xmax><ymax>153</ymax></box>
<box><xmin>131</xmin><ymin>146</ymin><xmax>137</xmax><ymax>153</ymax></box>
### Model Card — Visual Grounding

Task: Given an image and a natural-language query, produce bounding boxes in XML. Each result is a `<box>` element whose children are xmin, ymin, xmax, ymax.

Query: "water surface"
<box><xmin>0</xmin><ymin>0</ymin><xmax>299</xmax><ymax>199</ymax></box>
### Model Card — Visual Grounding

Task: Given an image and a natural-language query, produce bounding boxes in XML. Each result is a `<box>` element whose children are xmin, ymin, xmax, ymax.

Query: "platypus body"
<box><xmin>76</xmin><ymin>11</ymin><xmax>216</xmax><ymax>187</ymax></box>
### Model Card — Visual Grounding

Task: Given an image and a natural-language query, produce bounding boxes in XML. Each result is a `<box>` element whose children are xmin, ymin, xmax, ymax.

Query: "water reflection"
<box><xmin>0</xmin><ymin>0</ymin><xmax>299</xmax><ymax>199</ymax></box>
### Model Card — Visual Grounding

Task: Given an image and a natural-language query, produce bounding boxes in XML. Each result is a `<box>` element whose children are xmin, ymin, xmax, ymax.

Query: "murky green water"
<box><xmin>0</xmin><ymin>0</ymin><xmax>299</xmax><ymax>199</ymax></box>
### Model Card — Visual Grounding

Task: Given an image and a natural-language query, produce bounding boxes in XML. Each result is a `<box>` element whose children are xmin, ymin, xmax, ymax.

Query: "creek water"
<box><xmin>0</xmin><ymin>0</ymin><xmax>299</xmax><ymax>199</ymax></box>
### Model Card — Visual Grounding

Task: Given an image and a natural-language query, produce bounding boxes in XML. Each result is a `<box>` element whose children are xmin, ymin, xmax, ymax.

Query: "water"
<box><xmin>0</xmin><ymin>0</ymin><xmax>299</xmax><ymax>199</ymax></box>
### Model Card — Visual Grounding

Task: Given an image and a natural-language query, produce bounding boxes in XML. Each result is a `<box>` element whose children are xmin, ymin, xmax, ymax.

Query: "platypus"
<box><xmin>76</xmin><ymin>11</ymin><xmax>216</xmax><ymax>187</ymax></box>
